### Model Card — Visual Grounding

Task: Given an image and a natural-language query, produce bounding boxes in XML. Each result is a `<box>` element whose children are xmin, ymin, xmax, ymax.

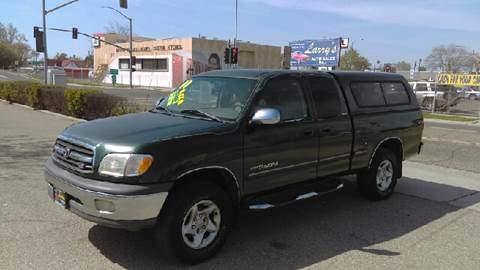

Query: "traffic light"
<box><xmin>33</xmin><ymin>26</ymin><xmax>39</xmax><ymax>38</ymax></box>
<box><xmin>72</xmin><ymin>28</ymin><xmax>78</xmax><ymax>39</ymax></box>
<box><xmin>33</xmin><ymin>27</ymin><xmax>44</xmax><ymax>53</ymax></box>
<box><xmin>224</xmin><ymin>48</ymin><xmax>231</xmax><ymax>64</ymax></box>
<box><xmin>131</xmin><ymin>56</ymin><xmax>136</xmax><ymax>71</ymax></box>
<box><xmin>120</xmin><ymin>0</ymin><xmax>128</xmax><ymax>9</ymax></box>
<box><xmin>231</xmin><ymin>47</ymin><xmax>238</xmax><ymax>64</ymax></box>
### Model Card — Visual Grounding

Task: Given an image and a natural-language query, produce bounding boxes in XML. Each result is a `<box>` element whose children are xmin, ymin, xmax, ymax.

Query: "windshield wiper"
<box><xmin>153</xmin><ymin>105</ymin><xmax>173</xmax><ymax>114</ymax></box>
<box><xmin>180</xmin><ymin>109</ymin><xmax>224</xmax><ymax>123</ymax></box>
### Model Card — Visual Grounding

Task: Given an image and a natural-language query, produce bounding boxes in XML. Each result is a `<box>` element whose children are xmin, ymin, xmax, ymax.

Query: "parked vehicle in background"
<box><xmin>409</xmin><ymin>81</ymin><xmax>446</xmax><ymax>109</ymax></box>
<box><xmin>45</xmin><ymin>70</ymin><xmax>424</xmax><ymax>263</ymax></box>
<box><xmin>457</xmin><ymin>87</ymin><xmax>480</xmax><ymax>100</ymax></box>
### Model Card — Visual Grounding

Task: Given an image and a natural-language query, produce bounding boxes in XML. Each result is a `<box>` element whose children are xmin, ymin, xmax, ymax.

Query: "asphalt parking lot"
<box><xmin>1</xmin><ymin>101</ymin><xmax>480</xmax><ymax>270</ymax></box>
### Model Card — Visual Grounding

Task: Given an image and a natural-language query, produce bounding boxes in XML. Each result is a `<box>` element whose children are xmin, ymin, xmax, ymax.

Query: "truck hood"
<box><xmin>61</xmin><ymin>111</ymin><xmax>228</xmax><ymax>147</ymax></box>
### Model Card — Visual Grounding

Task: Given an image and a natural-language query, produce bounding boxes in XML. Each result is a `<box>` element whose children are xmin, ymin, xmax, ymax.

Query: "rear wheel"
<box><xmin>155</xmin><ymin>181</ymin><xmax>233</xmax><ymax>264</ymax></box>
<box><xmin>357</xmin><ymin>148</ymin><xmax>399</xmax><ymax>200</ymax></box>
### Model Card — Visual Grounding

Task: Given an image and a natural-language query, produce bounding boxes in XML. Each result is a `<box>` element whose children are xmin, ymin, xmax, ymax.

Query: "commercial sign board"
<box><xmin>437</xmin><ymin>73</ymin><xmax>480</xmax><ymax>86</ymax></box>
<box><xmin>115</xmin><ymin>44</ymin><xmax>184</xmax><ymax>53</ymax></box>
<box><xmin>289</xmin><ymin>39</ymin><xmax>340</xmax><ymax>68</ymax></box>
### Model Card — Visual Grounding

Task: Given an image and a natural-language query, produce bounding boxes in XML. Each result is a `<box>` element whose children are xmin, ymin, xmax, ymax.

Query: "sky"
<box><xmin>1</xmin><ymin>0</ymin><xmax>479</xmax><ymax>64</ymax></box>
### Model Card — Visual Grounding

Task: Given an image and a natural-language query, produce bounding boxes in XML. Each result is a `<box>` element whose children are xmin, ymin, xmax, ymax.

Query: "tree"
<box><xmin>105</xmin><ymin>21</ymin><xmax>130</xmax><ymax>37</ymax></box>
<box><xmin>339</xmin><ymin>48</ymin><xmax>370</xmax><ymax>71</ymax></box>
<box><xmin>425</xmin><ymin>44</ymin><xmax>473</xmax><ymax>72</ymax></box>
<box><xmin>395</xmin><ymin>61</ymin><xmax>411</xmax><ymax>71</ymax></box>
<box><xmin>0</xmin><ymin>22</ymin><xmax>31</xmax><ymax>68</ymax></box>
<box><xmin>0</xmin><ymin>42</ymin><xmax>17</xmax><ymax>69</ymax></box>
<box><xmin>84</xmin><ymin>49</ymin><xmax>94</xmax><ymax>67</ymax></box>
<box><xmin>54</xmin><ymin>52</ymin><xmax>68</xmax><ymax>61</ymax></box>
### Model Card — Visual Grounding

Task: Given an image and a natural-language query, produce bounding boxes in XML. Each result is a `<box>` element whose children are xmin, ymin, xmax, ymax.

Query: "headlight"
<box><xmin>99</xmin><ymin>154</ymin><xmax>153</xmax><ymax>177</ymax></box>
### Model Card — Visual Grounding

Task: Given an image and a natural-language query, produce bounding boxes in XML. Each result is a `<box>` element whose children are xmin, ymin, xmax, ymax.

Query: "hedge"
<box><xmin>0</xmin><ymin>81</ymin><xmax>140</xmax><ymax>120</ymax></box>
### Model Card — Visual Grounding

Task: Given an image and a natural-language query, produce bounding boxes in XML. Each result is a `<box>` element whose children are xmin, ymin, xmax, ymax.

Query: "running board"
<box><xmin>248</xmin><ymin>181</ymin><xmax>344</xmax><ymax>210</ymax></box>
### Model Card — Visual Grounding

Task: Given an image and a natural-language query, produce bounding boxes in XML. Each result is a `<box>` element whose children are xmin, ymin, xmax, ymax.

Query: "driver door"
<box><xmin>244</xmin><ymin>76</ymin><xmax>318</xmax><ymax>194</ymax></box>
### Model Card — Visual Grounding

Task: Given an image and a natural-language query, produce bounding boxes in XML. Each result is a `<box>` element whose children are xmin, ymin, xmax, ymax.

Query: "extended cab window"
<box><xmin>381</xmin><ymin>82</ymin><xmax>410</xmax><ymax>105</ymax></box>
<box><xmin>351</xmin><ymin>82</ymin><xmax>386</xmax><ymax>107</ymax></box>
<box><xmin>254</xmin><ymin>78</ymin><xmax>308</xmax><ymax>121</ymax></box>
<box><xmin>308</xmin><ymin>77</ymin><xmax>341</xmax><ymax>119</ymax></box>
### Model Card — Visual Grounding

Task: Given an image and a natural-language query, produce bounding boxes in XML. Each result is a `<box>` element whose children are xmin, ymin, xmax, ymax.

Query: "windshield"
<box><xmin>158</xmin><ymin>76</ymin><xmax>258</xmax><ymax>121</ymax></box>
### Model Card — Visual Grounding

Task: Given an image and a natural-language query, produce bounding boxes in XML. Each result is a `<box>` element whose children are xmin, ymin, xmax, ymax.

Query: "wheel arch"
<box><xmin>368</xmin><ymin>137</ymin><xmax>404</xmax><ymax>177</ymax></box>
<box><xmin>171</xmin><ymin>166</ymin><xmax>241</xmax><ymax>206</ymax></box>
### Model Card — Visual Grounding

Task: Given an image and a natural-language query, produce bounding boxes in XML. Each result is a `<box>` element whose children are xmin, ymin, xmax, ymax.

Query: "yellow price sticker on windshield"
<box><xmin>167</xmin><ymin>80</ymin><xmax>192</xmax><ymax>106</ymax></box>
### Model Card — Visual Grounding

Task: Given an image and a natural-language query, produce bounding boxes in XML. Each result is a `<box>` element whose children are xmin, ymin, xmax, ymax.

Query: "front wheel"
<box><xmin>357</xmin><ymin>148</ymin><xmax>399</xmax><ymax>200</ymax></box>
<box><xmin>155</xmin><ymin>181</ymin><xmax>233</xmax><ymax>264</ymax></box>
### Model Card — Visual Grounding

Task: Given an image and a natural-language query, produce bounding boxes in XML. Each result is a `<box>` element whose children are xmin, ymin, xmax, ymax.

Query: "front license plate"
<box><xmin>50</xmin><ymin>185</ymin><xmax>69</xmax><ymax>209</ymax></box>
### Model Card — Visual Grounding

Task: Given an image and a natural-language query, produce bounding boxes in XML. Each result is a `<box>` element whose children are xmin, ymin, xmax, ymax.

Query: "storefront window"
<box><xmin>119</xmin><ymin>58</ymin><xmax>168</xmax><ymax>71</ymax></box>
<box><xmin>119</xmin><ymin>59</ymin><xmax>130</xmax><ymax>69</ymax></box>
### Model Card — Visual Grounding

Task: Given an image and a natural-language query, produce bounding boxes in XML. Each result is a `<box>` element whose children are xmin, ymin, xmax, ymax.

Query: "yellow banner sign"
<box><xmin>436</xmin><ymin>73</ymin><xmax>480</xmax><ymax>86</ymax></box>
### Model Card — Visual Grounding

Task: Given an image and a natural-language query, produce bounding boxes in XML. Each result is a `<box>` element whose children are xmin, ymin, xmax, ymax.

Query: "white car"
<box><xmin>409</xmin><ymin>81</ymin><xmax>444</xmax><ymax>98</ymax></box>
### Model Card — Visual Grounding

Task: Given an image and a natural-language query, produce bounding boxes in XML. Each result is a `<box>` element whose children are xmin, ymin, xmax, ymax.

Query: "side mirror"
<box><xmin>155</xmin><ymin>97</ymin><xmax>165</xmax><ymax>108</ymax></box>
<box><xmin>251</xmin><ymin>108</ymin><xmax>281</xmax><ymax>125</ymax></box>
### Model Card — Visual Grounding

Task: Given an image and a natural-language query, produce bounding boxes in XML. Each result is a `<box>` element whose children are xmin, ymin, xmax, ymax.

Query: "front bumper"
<box><xmin>44</xmin><ymin>157</ymin><xmax>171</xmax><ymax>230</ymax></box>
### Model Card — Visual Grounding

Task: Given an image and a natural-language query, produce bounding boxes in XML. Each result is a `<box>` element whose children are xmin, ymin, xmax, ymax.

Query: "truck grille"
<box><xmin>52</xmin><ymin>136</ymin><xmax>95</xmax><ymax>174</ymax></box>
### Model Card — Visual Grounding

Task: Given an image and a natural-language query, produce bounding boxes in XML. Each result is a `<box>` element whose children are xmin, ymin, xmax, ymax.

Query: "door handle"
<box><xmin>303</xmin><ymin>128</ymin><xmax>314</xmax><ymax>136</ymax></box>
<box><xmin>321</xmin><ymin>127</ymin><xmax>332</xmax><ymax>133</ymax></box>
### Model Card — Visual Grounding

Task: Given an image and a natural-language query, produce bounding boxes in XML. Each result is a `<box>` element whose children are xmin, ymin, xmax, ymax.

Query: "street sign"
<box><xmin>340</xmin><ymin>38</ymin><xmax>349</xmax><ymax>49</ymax></box>
<box><xmin>109</xmin><ymin>69</ymin><xmax>119</xmax><ymax>75</ymax></box>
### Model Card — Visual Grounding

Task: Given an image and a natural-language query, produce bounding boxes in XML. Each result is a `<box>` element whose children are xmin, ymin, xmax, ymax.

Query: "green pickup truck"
<box><xmin>45</xmin><ymin>69</ymin><xmax>424</xmax><ymax>263</ymax></box>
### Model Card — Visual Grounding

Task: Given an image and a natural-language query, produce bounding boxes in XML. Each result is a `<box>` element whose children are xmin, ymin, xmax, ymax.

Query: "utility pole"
<box><xmin>42</xmin><ymin>0</ymin><xmax>48</xmax><ymax>84</ymax></box>
<box><xmin>233</xmin><ymin>0</ymin><xmax>238</xmax><ymax>69</ymax></box>
<box><xmin>101</xmin><ymin>6</ymin><xmax>133</xmax><ymax>88</ymax></box>
<box><xmin>129</xmin><ymin>17</ymin><xmax>133</xmax><ymax>88</ymax></box>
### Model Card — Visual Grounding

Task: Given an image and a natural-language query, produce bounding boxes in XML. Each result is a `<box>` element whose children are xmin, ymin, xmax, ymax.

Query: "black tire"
<box><xmin>155</xmin><ymin>181</ymin><xmax>233</xmax><ymax>264</ymax></box>
<box><xmin>357</xmin><ymin>148</ymin><xmax>399</xmax><ymax>200</ymax></box>
<box><xmin>469</xmin><ymin>94</ymin><xmax>477</xmax><ymax>101</ymax></box>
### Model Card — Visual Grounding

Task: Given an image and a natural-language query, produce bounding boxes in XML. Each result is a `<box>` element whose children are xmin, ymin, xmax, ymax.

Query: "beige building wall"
<box><xmin>94</xmin><ymin>36</ymin><xmax>282</xmax><ymax>71</ymax></box>
<box><xmin>93</xmin><ymin>36</ymin><xmax>282</xmax><ymax>87</ymax></box>
<box><xmin>191</xmin><ymin>38</ymin><xmax>282</xmax><ymax>69</ymax></box>
<box><xmin>93</xmin><ymin>37</ymin><xmax>193</xmax><ymax>71</ymax></box>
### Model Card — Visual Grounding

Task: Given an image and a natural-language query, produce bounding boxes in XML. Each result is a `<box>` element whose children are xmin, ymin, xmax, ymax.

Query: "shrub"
<box><xmin>1</xmin><ymin>80</ymin><xmax>141</xmax><ymax>119</ymax></box>
<box><xmin>25</xmin><ymin>82</ymin><xmax>42</xmax><ymax>109</ymax></box>
<box><xmin>37</xmin><ymin>87</ymin><xmax>69</xmax><ymax>114</ymax></box>
<box><xmin>0</xmin><ymin>81</ymin><xmax>15</xmax><ymax>102</ymax></box>
<box><xmin>81</xmin><ymin>92</ymin><xmax>129</xmax><ymax>120</ymax></box>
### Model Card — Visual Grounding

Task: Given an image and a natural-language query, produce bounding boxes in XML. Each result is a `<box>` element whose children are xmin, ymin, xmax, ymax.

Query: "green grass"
<box><xmin>423</xmin><ymin>112</ymin><xmax>478</xmax><ymax>122</ymax></box>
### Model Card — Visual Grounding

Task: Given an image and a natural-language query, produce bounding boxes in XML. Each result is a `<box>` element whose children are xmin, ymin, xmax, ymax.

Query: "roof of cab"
<box><xmin>329</xmin><ymin>71</ymin><xmax>405</xmax><ymax>81</ymax></box>
<box><xmin>195</xmin><ymin>69</ymin><xmax>291</xmax><ymax>79</ymax></box>
<box><xmin>196</xmin><ymin>69</ymin><xmax>405</xmax><ymax>81</ymax></box>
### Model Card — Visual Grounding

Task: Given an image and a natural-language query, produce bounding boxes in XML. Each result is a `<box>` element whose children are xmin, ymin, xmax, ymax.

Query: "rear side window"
<box><xmin>351</xmin><ymin>82</ymin><xmax>386</xmax><ymax>107</ymax></box>
<box><xmin>308</xmin><ymin>77</ymin><xmax>341</xmax><ymax>118</ymax></box>
<box><xmin>381</xmin><ymin>82</ymin><xmax>410</xmax><ymax>105</ymax></box>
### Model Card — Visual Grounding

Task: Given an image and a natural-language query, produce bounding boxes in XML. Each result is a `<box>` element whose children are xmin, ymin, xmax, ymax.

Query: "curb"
<box><xmin>0</xmin><ymin>99</ymin><xmax>85</xmax><ymax>122</ymax></box>
<box><xmin>424</xmin><ymin>118</ymin><xmax>480</xmax><ymax>126</ymax></box>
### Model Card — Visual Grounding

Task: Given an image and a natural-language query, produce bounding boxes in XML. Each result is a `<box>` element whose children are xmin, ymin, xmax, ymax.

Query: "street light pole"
<box><xmin>129</xmin><ymin>17</ymin><xmax>133</xmax><ymax>88</ymax></box>
<box><xmin>101</xmin><ymin>6</ymin><xmax>133</xmax><ymax>88</ymax></box>
<box><xmin>41</xmin><ymin>0</ymin><xmax>79</xmax><ymax>85</ymax></box>
<box><xmin>42</xmin><ymin>0</ymin><xmax>48</xmax><ymax>84</ymax></box>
